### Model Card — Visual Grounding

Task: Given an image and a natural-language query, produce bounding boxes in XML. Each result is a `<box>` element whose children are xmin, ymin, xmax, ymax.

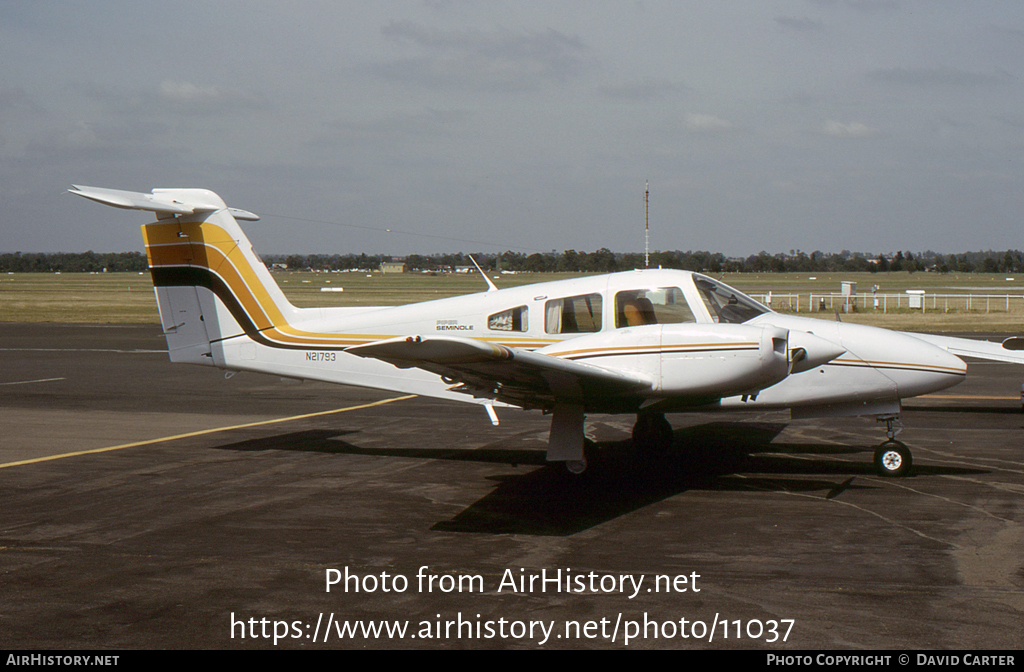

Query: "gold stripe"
<box><xmin>554</xmin><ymin>341</ymin><xmax>759</xmax><ymax>358</ymax></box>
<box><xmin>0</xmin><ymin>395</ymin><xmax>417</xmax><ymax>471</ymax></box>
<box><xmin>198</xmin><ymin>237</ymin><xmax>277</xmax><ymax>330</ymax></box>
<box><xmin>833</xmin><ymin>358</ymin><xmax>967</xmax><ymax>374</ymax></box>
<box><xmin>478</xmin><ymin>337</ymin><xmax>559</xmax><ymax>347</ymax></box>
<box><xmin>143</xmin><ymin>221</ymin><xmax>192</xmax><ymax>245</ymax></box>
<box><xmin>141</xmin><ymin>225</ymin><xmax>975</xmax><ymax>379</ymax></box>
<box><xmin>147</xmin><ymin>221</ymin><xmax>761</xmax><ymax>356</ymax></box>
<box><xmin>189</xmin><ymin>230</ymin><xmax>396</xmax><ymax>341</ymax></box>
<box><xmin>146</xmin><ymin>243</ymin><xmax>197</xmax><ymax>266</ymax></box>
<box><xmin>148</xmin><ymin>221</ymin><xmax>563</xmax><ymax>349</ymax></box>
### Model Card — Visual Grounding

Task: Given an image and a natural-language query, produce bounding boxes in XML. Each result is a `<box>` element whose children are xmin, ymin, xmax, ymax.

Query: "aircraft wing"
<box><xmin>345</xmin><ymin>335</ymin><xmax>653</xmax><ymax>410</ymax></box>
<box><xmin>909</xmin><ymin>333</ymin><xmax>1024</xmax><ymax>365</ymax></box>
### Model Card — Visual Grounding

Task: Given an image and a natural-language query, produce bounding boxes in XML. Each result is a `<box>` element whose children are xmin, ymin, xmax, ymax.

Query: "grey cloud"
<box><xmin>373</xmin><ymin>20</ymin><xmax>590</xmax><ymax>91</ymax></box>
<box><xmin>809</xmin><ymin>0</ymin><xmax>898</xmax><ymax>11</ymax></box>
<box><xmin>686</xmin><ymin>113</ymin><xmax>734</xmax><ymax>134</ymax></box>
<box><xmin>775</xmin><ymin>17</ymin><xmax>824</xmax><ymax>32</ymax></box>
<box><xmin>988</xmin><ymin>25</ymin><xmax>1024</xmax><ymax>40</ymax></box>
<box><xmin>22</xmin><ymin>116</ymin><xmax>171</xmax><ymax>165</ymax></box>
<box><xmin>317</xmin><ymin>108</ymin><xmax>469</xmax><ymax>146</ymax></box>
<box><xmin>597</xmin><ymin>79</ymin><xmax>683</xmax><ymax>101</ymax></box>
<box><xmin>152</xmin><ymin>80</ymin><xmax>262</xmax><ymax>115</ymax></box>
<box><xmin>993</xmin><ymin>114</ymin><xmax>1024</xmax><ymax>130</ymax></box>
<box><xmin>0</xmin><ymin>87</ymin><xmax>44</xmax><ymax>115</ymax></box>
<box><xmin>65</xmin><ymin>78</ymin><xmax>263</xmax><ymax>121</ymax></box>
<box><xmin>867</xmin><ymin>66</ymin><xmax>1014</xmax><ymax>87</ymax></box>
<box><xmin>845</xmin><ymin>0</ymin><xmax>899</xmax><ymax>11</ymax></box>
<box><xmin>821</xmin><ymin>120</ymin><xmax>882</xmax><ymax>138</ymax></box>
<box><xmin>6</xmin><ymin>3</ymin><xmax>1024</xmax><ymax>257</ymax></box>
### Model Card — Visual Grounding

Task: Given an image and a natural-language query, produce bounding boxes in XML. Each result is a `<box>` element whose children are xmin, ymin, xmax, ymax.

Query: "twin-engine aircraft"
<box><xmin>71</xmin><ymin>185</ymin><xmax>1018</xmax><ymax>478</ymax></box>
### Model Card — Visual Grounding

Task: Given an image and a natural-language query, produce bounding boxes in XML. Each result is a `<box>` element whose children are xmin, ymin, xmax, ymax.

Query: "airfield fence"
<box><xmin>749</xmin><ymin>292</ymin><xmax>1024</xmax><ymax>315</ymax></box>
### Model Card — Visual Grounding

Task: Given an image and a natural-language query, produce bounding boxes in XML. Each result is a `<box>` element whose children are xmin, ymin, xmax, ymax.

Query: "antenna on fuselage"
<box><xmin>468</xmin><ymin>255</ymin><xmax>497</xmax><ymax>292</ymax></box>
<box><xmin>644</xmin><ymin>180</ymin><xmax>650</xmax><ymax>269</ymax></box>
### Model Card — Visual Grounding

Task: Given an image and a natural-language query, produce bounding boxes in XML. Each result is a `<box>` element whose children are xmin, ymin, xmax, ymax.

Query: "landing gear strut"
<box><xmin>874</xmin><ymin>414</ymin><xmax>912</xmax><ymax>477</ymax></box>
<box><xmin>632</xmin><ymin>412</ymin><xmax>673</xmax><ymax>453</ymax></box>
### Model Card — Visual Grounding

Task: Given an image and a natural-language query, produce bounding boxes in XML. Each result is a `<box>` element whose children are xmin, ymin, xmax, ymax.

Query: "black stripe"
<box><xmin>151</xmin><ymin>266</ymin><xmax>263</xmax><ymax>338</ymax></box>
<box><xmin>150</xmin><ymin>266</ymin><xmax>343</xmax><ymax>351</ymax></box>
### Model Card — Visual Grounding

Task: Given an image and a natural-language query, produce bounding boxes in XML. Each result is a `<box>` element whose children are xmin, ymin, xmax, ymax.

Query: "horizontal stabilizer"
<box><xmin>68</xmin><ymin>185</ymin><xmax>259</xmax><ymax>220</ymax></box>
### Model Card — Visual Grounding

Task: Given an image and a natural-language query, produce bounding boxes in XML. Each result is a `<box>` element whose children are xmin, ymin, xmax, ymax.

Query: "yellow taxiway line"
<box><xmin>0</xmin><ymin>395</ymin><xmax>417</xmax><ymax>471</ymax></box>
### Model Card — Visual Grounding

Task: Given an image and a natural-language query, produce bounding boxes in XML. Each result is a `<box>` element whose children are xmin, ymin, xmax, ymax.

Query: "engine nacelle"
<box><xmin>540</xmin><ymin>323</ymin><xmax>792</xmax><ymax>400</ymax></box>
<box><xmin>657</xmin><ymin>323</ymin><xmax>790</xmax><ymax>397</ymax></box>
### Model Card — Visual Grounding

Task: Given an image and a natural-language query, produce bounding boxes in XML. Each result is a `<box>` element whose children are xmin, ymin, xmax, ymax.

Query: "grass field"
<box><xmin>2</xmin><ymin>269</ymin><xmax>1023</xmax><ymax>332</ymax></box>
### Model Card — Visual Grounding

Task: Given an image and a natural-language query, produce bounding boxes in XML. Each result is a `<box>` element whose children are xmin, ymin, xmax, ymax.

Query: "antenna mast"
<box><xmin>644</xmin><ymin>180</ymin><xmax>650</xmax><ymax>268</ymax></box>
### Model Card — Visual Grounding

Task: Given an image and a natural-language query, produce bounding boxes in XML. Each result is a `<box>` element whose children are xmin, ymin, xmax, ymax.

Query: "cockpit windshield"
<box><xmin>693</xmin><ymin>275</ymin><xmax>770</xmax><ymax>324</ymax></box>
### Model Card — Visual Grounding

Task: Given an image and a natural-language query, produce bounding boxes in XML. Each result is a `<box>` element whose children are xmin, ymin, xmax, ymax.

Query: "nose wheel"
<box><xmin>874</xmin><ymin>414</ymin><xmax>911</xmax><ymax>476</ymax></box>
<box><xmin>870</xmin><ymin>414</ymin><xmax>912</xmax><ymax>477</ymax></box>
<box><xmin>874</xmin><ymin>440</ymin><xmax>912</xmax><ymax>477</ymax></box>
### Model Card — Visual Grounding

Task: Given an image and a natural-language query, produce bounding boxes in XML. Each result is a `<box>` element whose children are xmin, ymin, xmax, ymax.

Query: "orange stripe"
<box><xmin>147</xmin><ymin>222</ymin><xmax>541</xmax><ymax>348</ymax></box>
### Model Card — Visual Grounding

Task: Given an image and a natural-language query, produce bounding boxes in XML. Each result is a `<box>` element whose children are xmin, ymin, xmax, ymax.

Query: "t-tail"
<box><xmin>69</xmin><ymin>185</ymin><xmax>306</xmax><ymax>365</ymax></box>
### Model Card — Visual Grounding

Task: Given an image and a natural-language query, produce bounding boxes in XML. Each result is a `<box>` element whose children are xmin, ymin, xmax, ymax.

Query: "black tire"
<box><xmin>874</xmin><ymin>440</ymin><xmax>912</xmax><ymax>477</ymax></box>
<box><xmin>632</xmin><ymin>413</ymin><xmax>673</xmax><ymax>453</ymax></box>
<box><xmin>559</xmin><ymin>439</ymin><xmax>595</xmax><ymax>479</ymax></box>
<box><xmin>564</xmin><ymin>457</ymin><xmax>587</xmax><ymax>475</ymax></box>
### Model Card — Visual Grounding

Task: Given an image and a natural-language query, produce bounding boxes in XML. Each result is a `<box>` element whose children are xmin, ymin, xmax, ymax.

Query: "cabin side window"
<box><xmin>615</xmin><ymin>287</ymin><xmax>694</xmax><ymax>328</ymax></box>
<box><xmin>544</xmin><ymin>294</ymin><xmax>603</xmax><ymax>334</ymax></box>
<box><xmin>488</xmin><ymin>306</ymin><xmax>529</xmax><ymax>332</ymax></box>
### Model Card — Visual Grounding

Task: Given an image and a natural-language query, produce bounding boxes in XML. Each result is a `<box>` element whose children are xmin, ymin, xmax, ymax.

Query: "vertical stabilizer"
<box><xmin>70</xmin><ymin>186</ymin><xmax>302</xmax><ymax>364</ymax></box>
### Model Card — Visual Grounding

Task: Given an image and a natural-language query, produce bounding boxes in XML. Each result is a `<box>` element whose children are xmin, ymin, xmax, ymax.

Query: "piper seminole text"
<box><xmin>326</xmin><ymin>566</ymin><xmax>700</xmax><ymax>599</ymax></box>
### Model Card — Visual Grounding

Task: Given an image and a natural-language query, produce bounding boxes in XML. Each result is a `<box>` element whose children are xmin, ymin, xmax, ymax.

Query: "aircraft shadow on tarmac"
<box><xmin>904</xmin><ymin>403</ymin><xmax>1024</xmax><ymax>415</ymax></box>
<box><xmin>215</xmin><ymin>421</ymin><xmax>987</xmax><ymax>536</ymax></box>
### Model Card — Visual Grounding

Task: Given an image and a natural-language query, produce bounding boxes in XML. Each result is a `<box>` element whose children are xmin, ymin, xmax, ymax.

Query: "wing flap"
<box><xmin>345</xmin><ymin>335</ymin><xmax>513</xmax><ymax>368</ymax></box>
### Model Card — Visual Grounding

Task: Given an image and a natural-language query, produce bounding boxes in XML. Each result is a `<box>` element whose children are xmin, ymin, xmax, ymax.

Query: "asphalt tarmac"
<box><xmin>1</xmin><ymin>323</ymin><xmax>1022</xmax><ymax>649</ymax></box>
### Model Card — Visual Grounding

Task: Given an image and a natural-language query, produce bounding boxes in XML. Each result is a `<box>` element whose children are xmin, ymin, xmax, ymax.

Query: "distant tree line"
<box><xmin>3</xmin><ymin>249</ymin><xmax>1024</xmax><ymax>274</ymax></box>
<box><xmin>0</xmin><ymin>251</ymin><xmax>148</xmax><ymax>273</ymax></box>
<box><xmin>264</xmin><ymin>249</ymin><xmax>1024</xmax><ymax>275</ymax></box>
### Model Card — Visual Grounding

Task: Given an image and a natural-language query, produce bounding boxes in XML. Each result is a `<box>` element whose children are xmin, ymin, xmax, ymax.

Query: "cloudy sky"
<box><xmin>3</xmin><ymin>1</ymin><xmax>1023</xmax><ymax>257</ymax></box>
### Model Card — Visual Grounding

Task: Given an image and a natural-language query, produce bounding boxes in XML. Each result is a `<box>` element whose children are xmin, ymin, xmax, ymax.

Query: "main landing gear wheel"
<box><xmin>874</xmin><ymin>440</ymin><xmax>912</xmax><ymax>478</ymax></box>
<box><xmin>565</xmin><ymin>458</ymin><xmax>587</xmax><ymax>475</ymax></box>
<box><xmin>561</xmin><ymin>439</ymin><xmax>595</xmax><ymax>477</ymax></box>
<box><xmin>632</xmin><ymin>413</ymin><xmax>673</xmax><ymax>453</ymax></box>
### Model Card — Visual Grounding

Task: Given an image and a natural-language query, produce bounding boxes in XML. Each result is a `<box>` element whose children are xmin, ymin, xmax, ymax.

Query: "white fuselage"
<box><xmin>198</xmin><ymin>268</ymin><xmax>965</xmax><ymax>416</ymax></box>
<box><xmin>65</xmin><ymin>184</ymin><xmax>976</xmax><ymax>471</ymax></box>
